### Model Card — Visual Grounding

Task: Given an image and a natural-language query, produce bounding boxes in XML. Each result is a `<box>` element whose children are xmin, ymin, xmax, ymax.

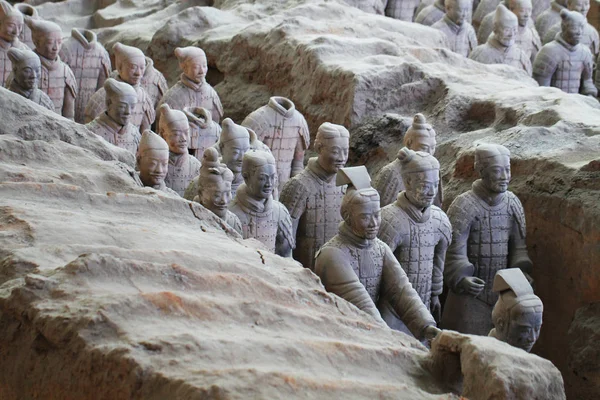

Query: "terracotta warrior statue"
<box><xmin>383</xmin><ymin>0</ymin><xmax>421</xmax><ymax>21</ymax></box>
<box><xmin>158</xmin><ymin>104</ymin><xmax>201</xmax><ymax>197</ymax></box>
<box><xmin>85</xmin><ymin>42</ymin><xmax>154</xmax><ymax>132</ymax></box>
<box><xmin>372</xmin><ymin>113</ymin><xmax>442</xmax><ymax>208</ymax></box>
<box><xmin>542</xmin><ymin>0</ymin><xmax>599</xmax><ymax>58</ymax></box>
<box><xmin>6</xmin><ymin>47</ymin><xmax>53</xmax><ymax>110</ymax></box>
<box><xmin>27</xmin><ymin>19</ymin><xmax>77</xmax><ymax>119</ymax></box>
<box><xmin>280</xmin><ymin>122</ymin><xmax>350</xmax><ymax>271</ymax></box>
<box><xmin>432</xmin><ymin>0</ymin><xmax>478</xmax><ymax>57</ymax></box>
<box><xmin>533</xmin><ymin>9</ymin><xmax>596</xmax><ymax>96</ymax></box>
<box><xmin>535</xmin><ymin>0</ymin><xmax>566</xmax><ymax>40</ymax></box>
<box><xmin>86</xmin><ymin>78</ymin><xmax>140</xmax><ymax>155</ymax></box>
<box><xmin>441</xmin><ymin>144</ymin><xmax>532</xmax><ymax>335</ymax></box>
<box><xmin>60</xmin><ymin>28</ymin><xmax>111</xmax><ymax>123</ymax></box>
<box><xmin>184</xmin><ymin>106</ymin><xmax>221</xmax><ymax>159</ymax></box>
<box><xmin>477</xmin><ymin>0</ymin><xmax>542</xmax><ymax>64</ymax></box>
<box><xmin>14</xmin><ymin>2</ymin><xmax>38</xmax><ymax>50</ymax></box>
<box><xmin>0</xmin><ymin>1</ymin><xmax>28</xmax><ymax>87</ymax></box>
<box><xmin>156</xmin><ymin>46</ymin><xmax>223</xmax><ymax>128</ymax></box>
<box><xmin>242</xmin><ymin>96</ymin><xmax>310</xmax><ymax>192</ymax></box>
<box><xmin>470</xmin><ymin>5</ymin><xmax>532</xmax><ymax>74</ymax></box>
<box><xmin>489</xmin><ymin>268</ymin><xmax>543</xmax><ymax>352</ymax></box>
<box><xmin>193</xmin><ymin>147</ymin><xmax>242</xmax><ymax>234</ymax></box>
<box><xmin>378</xmin><ymin>148</ymin><xmax>451</xmax><ymax>332</ymax></box>
<box><xmin>415</xmin><ymin>0</ymin><xmax>447</xmax><ymax>26</ymax></box>
<box><xmin>473</xmin><ymin>0</ymin><xmax>500</xmax><ymax>30</ymax></box>
<box><xmin>314</xmin><ymin>166</ymin><xmax>441</xmax><ymax>341</ymax></box>
<box><xmin>228</xmin><ymin>150</ymin><xmax>295</xmax><ymax>257</ymax></box>
<box><xmin>136</xmin><ymin>130</ymin><xmax>179</xmax><ymax>196</ymax></box>
<box><xmin>141</xmin><ymin>56</ymin><xmax>168</xmax><ymax>110</ymax></box>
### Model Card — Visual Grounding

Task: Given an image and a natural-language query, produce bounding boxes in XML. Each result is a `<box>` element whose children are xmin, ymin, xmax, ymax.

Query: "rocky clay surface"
<box><xmin>1</xmin><ymin>0</ymin><xmax>598</xmax><ymax>398</ymax></box>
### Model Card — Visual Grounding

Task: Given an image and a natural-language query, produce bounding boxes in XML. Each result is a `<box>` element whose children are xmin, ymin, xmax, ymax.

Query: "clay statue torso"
<box><xmin>158</xmin><ymin>76</ymin><xmax>223</xmax><ymax>124</ymax></box>
<box><xmin>141</xmin><ymin>57</ymin><xmax>168</xmax><ymax>110</ymax></box>
<box><xmin>36</xmin><ymin>53</ymin><xmax>77</xmax><ymax>116</ymax></box>
<box><xmin>378</xmin><ymin>195</ymin><xmax>452</xmax><ymax>308</ymax></box>
<box><xmin>432</xmin><ymin>15</ymin><xmax>478</xmax><ymax>56</ymax></box>
<box><xmin>473</xmin><ymin>0</ymin><xmax>501</xmax><ymax>30</ymax></box>
<box><xmin>279</xmin><ymin>158</ymin><xmax>345</xmax><ymax>270</ymax></box>
<box><xmin>85</xmin><ymin>77</ymin><xmax>155</xmax><ymax>131</ymax></box>
<box><xmin>186</xmin><ymin>110</ymin><xmax>222</xmax><ymax>159</ymax></box>
<box><xmin>543</xmin><ymin>22</ymin><xmax>599</xmax><ymax>57</ymax></box>
<box><xmin>86</xmin><ymin>113</ymin><xmax>141</xmax><ymax>155</ymax></box>
<box><xmin>384</xmin><ymin>0</ymin><xmax>421</xmax><ymax>21</ymax></box>
<box><xmin>165</xmin><ymin>153</ymin><xmax>202</xmax><ymax>197</ymax></box>
<box><xmin>60</xmin><ymin>31</ymin><xmax>111</xmax><ymax>123</ymax></box>
<box><xmin>415</xmin><ymin>0</ymin><xmax>446</xmax><ymax>26</ymax></box>
<box><xmin>228</xmin><ymin>184</ymin><xmax>294</xmax><ymax>254</ymax></box>
<box><xmin>470</xmin><ymin>35</ymin><xmax>533</xmax><ymax>74</ymax></box>
<box><xmin>0</xmin><ymin>38</ymin><xmax>28</xmax><ymax>86</ymax></box>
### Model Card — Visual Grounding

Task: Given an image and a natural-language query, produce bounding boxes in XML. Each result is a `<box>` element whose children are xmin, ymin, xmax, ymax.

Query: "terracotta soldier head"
<box><xmin>7</xmin><ymin>47</ymin><xmax>39</xmax><ymax>91</ymax></box>
<box><xmin>28</xmin><ymin>19</ymin><xmax>62</xmax><ymax>61</ymax></box>
<box><xmin>314</xmin><ymin>122</ymin><xmax>350</xmax><ymax>175</ymax></box>
<box><xmin>113</xmin><ymin>42</ymin><xmax>146</xmax><ymax>86</ymax></box>
<box><xmin>491</xmin><ymin>269</ymin><xmax>543</xmax><ymax>352</ymax></box>
<box><xmin>242</xmin><ymin>150</ymin><xmax>277</xmax><ymax>200</ymax></box>
<box><xmin>403</xmin><ymin>113</ymin><xmax>437</xmax><ymax>155</ymax></box>
<box><xmin>137</xmin><ymin>130</ymin><xmax>169</xmax><ymax>188</ymax></box>
<box><xmin>174</xmin><ymin>46</ymin><xmax>207</xmax><ymax>84</ymax></box>
<box><xmin>338</xmin><ymin>166</ymin><xmax>381</xmax><ymax>240</ymax></box>
<box><xmin>219</xmin><ymin>118</ymin><xmax>251</xmax><ymax>175</ymax></box>
<box><xmin>567</xmin><ymin>0</ymin><xmax>590</xmax><ymax>17</ymax></box>
<box><xmin>493</xmin><ymin>4</ymin><xmax>518</xmax><ymax>47</ymax></box>
<box><xmin>0</xmin><ymin>1</ymin><xmax>23</xmax><ymax>44</ymax></box>
<box><xmin>104</xmin><ymin>78</ymin><xmax>138</xmax><ymax>126</ymax></box>
<box><xmin>508</xmin><ymin>0</ymin><xmax>533</xmax><ymax>28</ymax></box>
<box><xmin>398</xmin><ymin>148</ymin><xmax>440</xmax><ymax>209</ymax></box>
<box><xmin>158</xmin><ymin>104</ymin><xmax>189</xmax><ymax>155</ymax></box>
<box><xmin>474</xmin><ymin>144</ymin><xmax>511</xmax><ymax>194</ymax></box>
<box><xmin>445</xmin><ymin>0</ymin><xmax>471</xmax><ymax>25</ymax></box>
<box><xmin>560</xmin><ymin>9</ymin><xmax>585</xmax><ymax>46</ymax></box>
<box><xmin>197</xmin><ymin>147</ymin><xmax>234</xmax><ymax>219</ymax></box>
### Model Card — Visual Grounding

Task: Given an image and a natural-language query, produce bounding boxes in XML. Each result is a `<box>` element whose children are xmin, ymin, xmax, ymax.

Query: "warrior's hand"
<box><xmin>459</xmin><ymin>276</ymin><xmax>485</xmax><ymax>296</ymax></box>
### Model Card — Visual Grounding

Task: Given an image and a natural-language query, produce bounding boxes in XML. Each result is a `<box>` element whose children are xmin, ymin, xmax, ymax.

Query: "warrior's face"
<box><xmin>408</xmin><ymin>135</ymin><xmax>436</xmax><ymax>155</ymax></box>
<box><xmin>317</xmin><ymin>136</ymin><xmax>349</xmax><ymax>175</ymax></box>
<box><xmin>569</xmin><ymin>0</ymin><xmax>590</xmax><ymax>17</ymax></box>
<box><xmin>349</xmin><ymin>199</ymin><xmax>381</xmax><ymax>240</ymax></box>
<box><xmin>36</xmin><ymin>30</ymin><xmax>62</xmax><ymax>61</ymax></box>
<box><xmin>182</xmin><ymin>56</ymin><xmax>207</xmax><ymax>84</ymax></box>
<box><xmin>502</xmin><ymin>305</ymin><xmax>543</xmax><ymax>352</ymax></box>
<box><xmin>495</xmin><ymin>19</ymin><xmax>518</xmax><ymax>47</ymax></box>
<box><xmin>120</xmin><ymin>57</ymin><xmax>146</xmax><ymax>86</ymax></box>
<box><xmin>138</xmin><ymin>149</ymin><xmax>168</xmax><ymax>187</ymax></box>
<box><xmin>405</xmin><ymin>169</ymin><xmax>439</xmax><ymax>209</ymax></box>
<box><xmin>480</xmin><ymin>155</ymin><xmax>511</xmax><ymax>193</ymax></box>
<box><xmin>0</xmin><ymin>16</ymin><xmax>21</xmax><ymax>42</ymax></box>
<box><xmin>14</xmin><ymin>61</ymin><xmax>39</xmax><ymax>91</ymax></box>
<box><xmin>163</xmin><ymin>121</ymin><xmax>190</xmax><ymax>155</ymax></box>
<box><xmin>221</xmin><ymin>138</ymin><xmax>250</xmax><ymax>173</ymax></box>
<box><xmin>246</xmin><ymin>163</ymin><xmax>276</xmax><ymax>200</ymax></box>
<box><xmin>447</xmin><ymin>0</ymin><xmax>471</xmax><ymax>25</ymax></box>
<box><xmin>509</xmin><ymin>0</ymin><xmax>532</xmax><ymax>27</ymax></box>
<box><xmin>107</xmin><ymin>95</ymin><xmax>136</xmax><ymax>126</ymax></box>
<box><xmin>201</xmin><ymin>180</ymin><xmax>232</xmax><ymax>219</ymax></box>
<box><xmin>563</xmin><ymin>20</ymin><xmax>584</xmax><ymax>46</ymax></box>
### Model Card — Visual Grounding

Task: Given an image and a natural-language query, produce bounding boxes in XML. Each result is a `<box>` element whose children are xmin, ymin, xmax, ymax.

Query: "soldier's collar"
<box><xmin>308</xmin><ymin>157</ymin><xmax>335</xmax><ymax>182</ymax></box>
<box><xmin>98</xmin><ymin>112</ymin><xmax>125</xmax><ymax>131</ymax></box>
<box><xmin>71</xmin><ymin>28</ymin><xmax>97</xmax><ymax>49</ymax></box>
<box><xmin>235</xmin><ymin>182</ymin><xmax>273</xmax><ymax>214</ymax></box>
<box><xmin>268</xmin><ymin>97</ymin><xmax>296</xmax><ymax>118</ymax></box>
<box><xmin>180</xmin><ymin>73</ymin><xmax>205</xmax><ymax>91</ymax></box>
<box><xmin>472</xmin><ymin>179</ymin><xmax>506</xmax><ymax>206</ymax></box>
<box><xmin>443</xmin><ymin>15</ymin><xmax>463</xmax><ymax>33</ymax></box>
<box><xmin>395</xmin><ymin>191</ymin><xmax>431</xmax><ymax>223</ymax></box>
<box><xmin>36</xmin><ymin>51</ymin><xmax>61</xmax><ymax>71</ymax></box>
<box><xmin>338</xmin><ymin>221</ymin><xmax>373</xmax><ymax>249</ymax></box>
<box><xmin>555</xmin><ymin>33</ymin><xmax>579</xmax><ymax>51</ymax></box>
<box><xmin>8</xmin><ymin>79</ymin><xmax>33</xmax><ymax>99</ymax></box>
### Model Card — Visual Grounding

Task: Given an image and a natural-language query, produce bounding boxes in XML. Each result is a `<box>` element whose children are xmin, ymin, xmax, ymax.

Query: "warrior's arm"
<box><xmin>444</xmin><ymin>197</ymin><xmax>476</xmax><ymax>293</ymax></box>
<box><xmin>433</xmin><ymin>215</ymin><xmax>452</xmax><ymax>298</ymax></box>
<box><xmin>63</xmin><ymin>86</ymin><xmax>76</xmax><ymax>120</ymax></box>
<box><xmin>381</xmin><ymin>244</ymin><xmax>437</xmax><ymax>339</ymax></box>
<box><xmin>581</xmin><ymin>52</ymin><xmax>597</xmax><ymax>96</ymax></box>
<box><xmin>507</xmin><ymin>195</ymin><xmax>533</xmax><ymax>273</ymax></box>
<box><xmin>532</xmin><ymin>47</ymin><xmax>557</xmax><ymax>87</ymax></box>
<box><xmin>291</xmin><ymin>139</ymin><xmax>305</xmax><ymax>177</ymax></box>
<box><xmin>275</xmin><ymin>205</ymin><xmax>295</xmax><ymax>258</ymax></box>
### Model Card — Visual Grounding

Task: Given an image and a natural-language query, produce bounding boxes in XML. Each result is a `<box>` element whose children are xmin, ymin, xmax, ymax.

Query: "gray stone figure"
<box><xmin>6</xmin><ymin>47</ymin><xmax>53</xmax><ymax>110</ymax></box>
<box><xmin>86</xmin><ymin>78</ymin><xmax>140</xmax><ymax>155</ymax></box>
<box><xmin>14</xmin><ymin>3</ymin><xmax>38</xmax><ymax>50</ymax></box>
<box><xmin>542</xmin><ymin>0</ymin><xmax>599</xmax><ymax>58</ymax></box>
<box><xmin>184</xmin><ymin>106</ymin><xmax>221</xmax><ymax>159</ymax></box>
<box><xmin>136</xmin><ymin>130</ymin><xmax>179</xmax><ymax>196</ymax></box>
<box><xmin>535</xmin><ymin>0</ymin><xmax>566</xmax><ymax>40</ymax></box>
<box><xmin>228</xmin><ymin>150</ymin><xmax>295</xmax><ymax>257</ymax></box>
<box><xmin>441</xmin><ymin>144</ymin><xmax>532</xmax><ymax>335</ymax></box>
<box><xmin>158</xmin><ymin>104</ymin><xmax>201</xmax><ymax>197</ymax></box>
<box><xmin>280</xmin><ymin>122</ymin><xmax>350</xmax><ymax>271</ymax></box>
<box><xmin>383</xmin><ymin>0</ymin><xmax>421</xmax><ymax>21</ymax></box>
<box><xmin>156</xmin><ymin>46</ymin><xmax>223</xmax><ymax>128</ymax></box>
<box><xmin>416</xmin><ymin>0</ymin><xmax>447</xmax><ymax>26</ymax></box>
<box><xmin>27</xmin><ymin>18</ymin><xmax>77</xmax><ymax>119</ymax></box>
<box><xmin>0</xmin><ymin>1</ymin><xmax>28</xmax><ymax>87</ymax></box>
<box><xmin>141</xmin><ymin>56</ymin><xmax>168</xmax><ymax>110</ymax></box>
<box><xmin>193</xmin><ymin>147</ymin><xmax>243</xmax><ymax>235</ymax></box>
<box><xmin>59</xmin><ymin>28</ymin><xmax>111</xmax><ymax>123</ymax></box>
<box><xmin>533</xmin><ymin>9</ymin><xmax>596</xmax><ymax>96</ymax></box>
<box><xmin>489</xmin><ymin>268</ymin><xmax>543</xmax><ymax>352</ymax></box>
<box><xmin>432</xmin><ymin>0</ymin><xmax>478</xmax><ymax>57</ymax></box>
<box><xmin>372</xmin><ymin>113</ymin><xmax>442</xmax><ymax>208</ymax></box>
<box><xmin>531</xmin><ymin>0</ymin><xmax>550</xmax><ymax>19</ymax></box>
<box><xmin>470</xmin><ymin>5</ymin><xmax>532</xmax><ymax>74</ymax></box>
<box><xmin>378</xmin><ymin>148</ymin><xmax>451</xmax><ymax>333</ymax></box>
<box><xmin>314</xmin><ymin>166</ymin><xmax>441</xmax><ymax>341</ymax></box>
<box><xmin>242</xmin><ymin>96</ymin><xmax>310</xmax><ymax>192</ymax></box>
<box><xmin>84</xmin><ymin>42</ymin><xmax>154</xmax><ymax>133</ymax></box>
<box><xmin>473</xmin><ymin>0</ymin><xmax>501</xmax><ymax>30</ymax></box>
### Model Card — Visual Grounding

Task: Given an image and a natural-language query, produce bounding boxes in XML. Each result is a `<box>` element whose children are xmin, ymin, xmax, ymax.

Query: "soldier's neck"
<box><xmin>9</xmin><ymin>80</ymin><xmax>33</xmax><ymax>99</ymax></box>
<box><xmin>339</xmin><ymin>221</ymin><xmax>372</xmax><ymax>249</ymax></box>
